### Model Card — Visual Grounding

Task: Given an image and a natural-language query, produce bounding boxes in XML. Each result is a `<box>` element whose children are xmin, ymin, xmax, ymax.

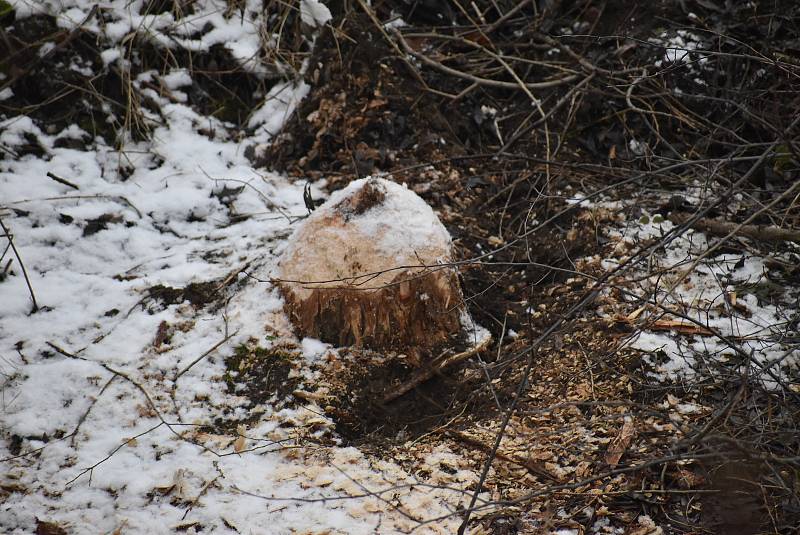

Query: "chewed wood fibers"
<box><xmin>277</xmin><ymin>178</ymin><xmax>463</xmax><ymax>352</ymax></box>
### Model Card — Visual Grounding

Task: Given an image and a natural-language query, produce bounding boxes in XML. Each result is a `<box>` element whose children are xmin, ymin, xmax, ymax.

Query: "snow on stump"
<box><xmin>276</xmin><ymin>177</ymin><xmax>463</xmax><ymax>352</ymax></box>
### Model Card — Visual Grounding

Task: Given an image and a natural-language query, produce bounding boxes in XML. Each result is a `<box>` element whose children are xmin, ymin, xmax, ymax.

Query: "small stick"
<box><xmin>46</xmin><ymin>171</ymin><xmax>80</xmax><ymax>190</ymax></box>
<box><xmin>382</xmin><ymin>334</ymin><xmax>492</xmax><ymax>404</ymax></box>
<box><xmin>1</xmin><ymin>240</ymin><xmax>11</xmax><ymax>263</ymax></box>
<box><xmin>485</xmin><ymin>0</ymin><xmax>533</xmax><ymax>33</ymax></box>
<box><xmin>6</xmin><ymin>194</ymin><xmax>142</xmax><ymax>218</ymax></box>
<box><xmin>174</xmin><ymin>331</ymin><xmax>238</xmax><ymax>381</ymax></box>
<box><xmin>0</xmin><ymin>216</ymin><xmax>38</xmax><ymax>312</ymax></box>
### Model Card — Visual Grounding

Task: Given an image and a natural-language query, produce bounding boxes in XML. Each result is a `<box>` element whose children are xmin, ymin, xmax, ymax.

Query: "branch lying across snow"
<box><xmin>613</xmin><ymin>314</ymin><xmax>714</xmax><ymax>337</ymax></box>
<box><xmin>669</xmin><ymin>211</ymin><xmax>800</xmax><ymax>243</ymax></box>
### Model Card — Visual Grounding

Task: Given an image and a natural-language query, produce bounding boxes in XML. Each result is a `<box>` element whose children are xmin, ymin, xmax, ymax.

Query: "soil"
<box><xmin>145</xmin><ymin>282</ymin><xmax>222</xmax><ymax>309</ymax></box>
<box><xmin>214</xmin><ymin>343</ymin><xmax>301</xmax><ymax>434</ymax></box>
<box><xmin>0</xmin><ymin>11</ymin><xmax>285</xmax><ymax>157</ymax></box>
<box><xmin>701</xmin><ymin>459</ymin><xmax>765</xmax><ymax>535</ymax></box>
<box><xmin>327</xmin><ymin>352</ymin><xmax>478</xmax><ymax>445</ymax></box>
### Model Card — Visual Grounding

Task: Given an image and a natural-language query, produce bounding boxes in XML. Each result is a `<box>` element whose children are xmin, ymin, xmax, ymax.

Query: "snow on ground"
<box><xmin>598</xmin><ymin>210</ymin><xmax>800</xmax><ymax>389</ymax></box>
<box><xmin>649</xmin><ymin>30</ymin><xmax>707</xmax><ymax>68</ymax></box>
<box><xmin>646</xmin><ymin>29</ymin><xmax>714</xmax><ymax>97</ymax></box>
<box><xmin>300</xmin><ymin>0</ymin><xmax>333</xmax><ymax>29</ymax></box>
<box><xmin>0</xmin><ymin>2</ymin><xmax>479</xmax><ymax>533</ymax></box>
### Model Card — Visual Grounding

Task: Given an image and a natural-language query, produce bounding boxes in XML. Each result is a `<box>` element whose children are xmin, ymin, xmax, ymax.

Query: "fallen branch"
<box><xmin>613</xmin><ymin>314</ymin><xmax>714</xmax><ymax>336</ymax></box>
<box><xmin>0</xmin><ymin>216</ymin><xmax>39</xmax><ymax>312</ymax></box>
<box><xmin>382</xmin><ymin>334</ymin><xmax>492</xmax><ymax>404</ymax></box>
<box><xmin>669</xmin><ymin>211</ymin><xmax>800</xmax><ymax>243</ymax></box>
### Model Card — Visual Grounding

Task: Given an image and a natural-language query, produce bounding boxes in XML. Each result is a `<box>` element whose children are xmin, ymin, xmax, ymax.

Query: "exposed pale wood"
<box><xmin>277</xmin><ymin>178</ymin><xmax>464</xmax><ymax>352</ymax></box>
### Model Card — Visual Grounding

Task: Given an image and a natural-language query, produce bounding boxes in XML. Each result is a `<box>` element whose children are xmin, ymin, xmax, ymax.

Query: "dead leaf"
<box><xmin>626</xmin><ymin>306</ymin><xmax>645</xmax><ymax>321</ymax></box>
<box><xmin>576</xmin><ymin>460</ymin><xmax>592</xmax><ymax>478</ymax></box>
<box><xmin>194</xmin><ymin>432</ymin><xmax>235</xmax><ymax>449</ymax></box>
<box><xmin>674</xmin><ymin>467</ymin><xmax>704</xmax><ymax>489</ymax></box>
<box><xmin>136</xmin><ymin>404</ymin><xmax>157</xmax><ymax>418</ymax></box>
<box><xmin>364</xmin><ymin>98</ymin><xmax>387</xmax><ymax>111</ymax></box>
<box><xmin>624</xmin><ymin>514</ymin><xmax>664</xmax><ymax>535</ymax></box>
<box><xmin>35</xmin><ymin>519</ymin><xmax>67</xmax><ymax>535</ymax></box>
<box><xmin>152</xmin><ymin>483</ymin><xmax>176</xmax><ymax>496</ymax></box>
<box><xmin>605</xmin><ymin>417</ymin><xmax>636</xmax><ymax>468</ymax></box>
<box><xmin>152</xmin><ymin>320</ymin><xmax>169</xmax><ymax>347</ymax></box>
<box><xmin>292</xmin><ymin>389</ymin><xmax>329</xmax><ymax>402</ymax></box>
<box><xmin>233</xmin><ymin>424</ymin><xmax>247</xmax><ymax>453</ymax></box>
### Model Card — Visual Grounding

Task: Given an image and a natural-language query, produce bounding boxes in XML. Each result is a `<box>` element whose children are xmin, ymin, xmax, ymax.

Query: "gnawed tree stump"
<box><xmin>276</xmin><ymin>177</ymin><xmax>463</xmax><ymax>352</ymax></box>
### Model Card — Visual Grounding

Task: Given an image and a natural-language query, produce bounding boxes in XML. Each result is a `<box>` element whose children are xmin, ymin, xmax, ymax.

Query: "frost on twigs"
<box><xmin>276</xmin><ymin>177</ymin><xmax>463</xmax><ymax>353</ymax></box>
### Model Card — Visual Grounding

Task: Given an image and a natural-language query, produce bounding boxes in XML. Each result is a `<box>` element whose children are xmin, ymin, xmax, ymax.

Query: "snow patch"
<box><xmin>301</xmin><ymin>337</ymin><xmax>331</xmax><ymax>362</ymax></box>
<box><xmin>300</xmin><ymin>0</ymin><xmax>333</xmax><ymax>28</ymax></box>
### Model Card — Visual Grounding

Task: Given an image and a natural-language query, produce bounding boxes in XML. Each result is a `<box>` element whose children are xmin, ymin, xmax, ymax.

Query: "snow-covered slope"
<box><xmin>0</xmin><ymin>2</ymin><xmax>474</xmax><ymax>532</ymax></box>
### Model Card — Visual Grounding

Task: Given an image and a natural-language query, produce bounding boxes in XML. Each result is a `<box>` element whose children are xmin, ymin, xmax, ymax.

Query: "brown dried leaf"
<box><xmin>35</xmin><ymin>519</ymin><xmax>67</xmax><ymax>535</ymax></box>
<box><xmin>624</xmin><ymin>515</ymin><xmax>663</xmax><ymax>535</ymax></box>
<box><xmin>152</xmin><ymin>320</ymin><xmax>169</xmax><ymax>347</ymax></box>
<box><xmin>153</xmin><ymin>484</ymin><xmax>175</xmax><ymax>496</ymax></box>
<box><xmin>233</xmin><ymin>424</ymin><xmax>247</xmax><ymax>453</ymax></box>
<box><xmin>364</xmin><ymin>98</ymin><xmax>387</xmax><ymax>111</ymax></box>
<box><xmin>576</xmin><ymin>460</ymin><xmax>592</xmax><ymax>478</ymax></box>
<box><xmin>605</xmin><ymin>417</ymin><xmax>636</xmax><ymax>468</ymax></box>
<box><xmin>674</xmin><ymin>468</ymin><xmax>704</xmax><ymax>489</ymax></box>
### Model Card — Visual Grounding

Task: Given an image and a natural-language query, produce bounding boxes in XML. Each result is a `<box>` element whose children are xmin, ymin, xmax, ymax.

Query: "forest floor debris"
<box><xmin>2</xmin><ymin>1</ymin><xmax>800</xmax><ymax>534</ymax></box>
